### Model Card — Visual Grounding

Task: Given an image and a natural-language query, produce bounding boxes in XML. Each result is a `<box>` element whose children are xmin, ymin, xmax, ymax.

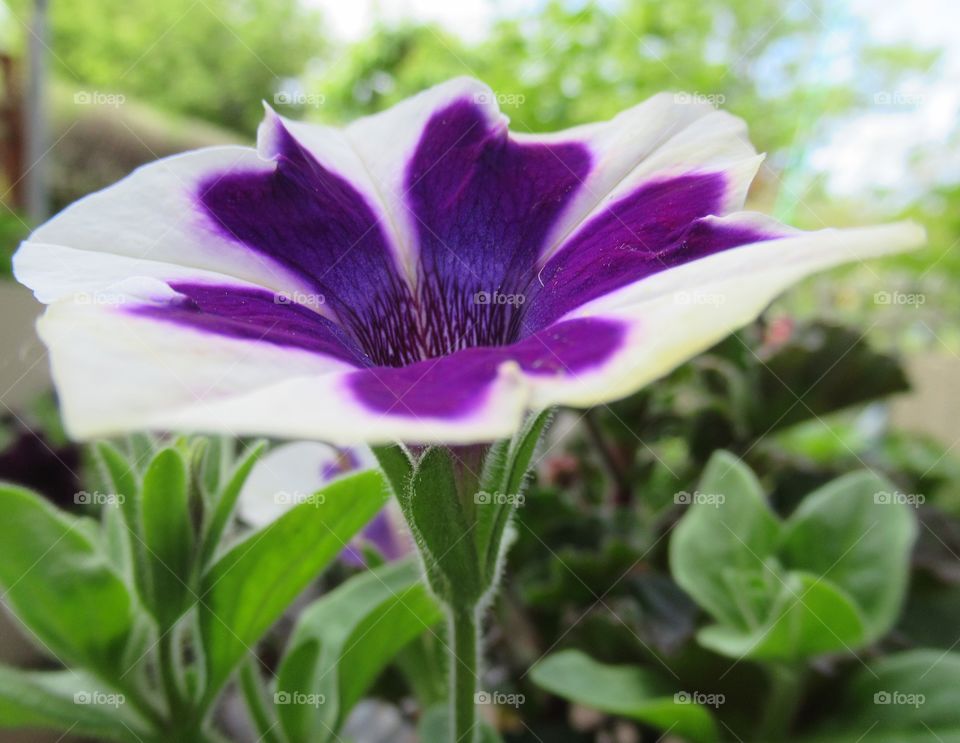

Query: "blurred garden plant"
<box><xmin>12</xmin><ymin>78</ymin><xmax>925</xmax><ymax>741</ymax></box>
<box><xmin>530</xmin><ymin>452</ymin><xmax>960</xmax><ymax>743</ymax></box>
<box><xmin>0</xmin><ymin>437</ymin><xmax>443</xmax><ymax>742</ymax></box>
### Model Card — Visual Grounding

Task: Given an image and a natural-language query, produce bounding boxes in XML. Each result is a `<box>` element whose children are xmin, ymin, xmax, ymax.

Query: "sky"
<box><xmin>812</xmin><ymin>0</ymin><xmax>960</xmax><ymax>200</ymax></box>
<box><xmin>306</xmin><ymin>0</ymin><xmax>960</xmax><ymax>202</ymax></box>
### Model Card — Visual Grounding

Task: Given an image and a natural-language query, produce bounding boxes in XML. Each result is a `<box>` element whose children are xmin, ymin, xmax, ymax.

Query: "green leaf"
<box><xmin>670</xmin><ymin>454</ymin><xmax>917</xmax><ymax>663</ymax></box>
<box><xmin>0</xmin><ymin>667</ymin><xmax>151</xmax><ymax>742</ymax></box>
<box><xmin>476</xmin><ymin>409</ymin><xmax>552</xmax><ymax>581</ymax></box>
<box><xmin>780</xmin><ymin>471</ymin><xmax>917</xmax><ymax>642</ymax></box>
<box><xmin>95</xmin><ymin>441</ymin><xmax>140</xmax><ymax>509</ymax></box>
<box><xmin>95</xmin><ymin>441</ymin><xmax>148</xmax><ymax>593</ymax></box>
<box><xmin>140</xmin><ymin>448</ymin><xmax>194</xmax><ymax>628</ymax></box>
<box><xmin>503</xmin><ymin>408</ymin><xmax>553</xmax><ymax>496</ymax></box>
<box><xmin>409</xmin><ymin>446</ymin><xmax>482</xmax><ymax>605</ymax></box>
<box><xmin>372</xmin><ymin>444</ymin><xmax>414</xmax><ymax>508</ymax></box>
<box><xmin>240</xmin><ymin>659</ymin><xmax>282</xmax><ymax>743</ymax></box>
<box><xmin>748</xmin><ymin>323</ymin><xmax>910</xmax><ymax>435</ymax></box>
<box><xmin>529</xmin><ymin>650</ymin><xmax>717</xmax><ymax>743</ymax></box>
<box><xmin>697</xmin><ymin>572</ymin><xmax>866</xmax><ymax>662</ymax></box>
<box><xmin>200</xmin><ymin>440</ymin><xmax>267</xmax><ymax>566</ymax></box>
<box><xmin>803</xmin><ymin>651</ymin><xmax>960</xmax><ymax>742</ymax></box>
<box><xmin>669</xmin><ymin>451</ymin><xmax>781</xmax><ymax>630</ymax></box>
<box><xmin>101</xmin><ymin>499</ymin><xmax>130</xmax><ymax>572</ymax></box>
<box><xmin>200</xmin><ymin>435</ymin><xmax>230</xmax><ymax>498</ymax></box>
<box><xmin>0</xmin><ymin>484</ymin><xmax>132</xmax><ymax>672</ymax></box>
<box><xmin>198</xmin><ymin>469</ymin><xmax>388</xmax><ymax>700</ymax></box>
<box><xmin>276</xmin><ymin>559</ymin><xmax>442</xmax><ymax>743</ymax></box>
<box><xmin>126</xmin><ymin>433</ymin><xmax>158</xmax><ymax>471</ymax></box>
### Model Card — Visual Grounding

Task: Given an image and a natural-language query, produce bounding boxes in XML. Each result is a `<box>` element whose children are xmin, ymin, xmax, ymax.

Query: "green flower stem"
<box><xmin>375</xmin><ymin>416</ymin><xmax>551</xmax><ymax>743</ymax></box>
<box><xmin>758</xmin><ymin>663</ymin><xmax>804</xmax><ymax>741</ymax></box>
<box><xmin>157</xmin><ymin>630</ymin><xmax>217</xmax><ymax>742</ymax></box>
<box><xmin>449</xmin><ymin>605</ymin><xmax>480</xmax><ymax>743</ymax></box>
<box><xmin>239</xmin><ymin>659</ymin><xmax>281</xmax><ymax>743</ymax></box>
<box><xmin>158</xmin><ymin>630</ymin><xmax>184</xmax><ymax>720</ymax></box>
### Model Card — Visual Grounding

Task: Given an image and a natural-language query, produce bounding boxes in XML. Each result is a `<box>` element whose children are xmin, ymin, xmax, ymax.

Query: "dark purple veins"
<box><xmin>404</xmin><ymin>99</ymin><xmax>591</xmax><ymax>355</ymax></box>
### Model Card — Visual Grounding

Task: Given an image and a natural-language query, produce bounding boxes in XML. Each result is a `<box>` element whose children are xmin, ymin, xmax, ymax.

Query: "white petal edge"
<box><xmin>515</xmin><ymin>93</ymin><xmax>761</xmax><ymax>264</ymax></box>
<box><xmin>524</xmin><ymin>221</ymin><xmax>926</xmax><ymax>410</ymax></box>
<box><xmin>38</xmin><ymin>297</ymin><xmax>530</xmax><ymax>445</ymax></box>
<box><xmin>141</xmin><ymin>362</ymin><xmax>530</xmax><ymax>446</ymax></box>
<box><xmin>37</xmin><ymin>299</ymin><xmax>363</xmax><ymax>440</ymax></box>
<box><xmin>12</xmin><ymin>147</ymin><xmax>334</xmax><ymax>301</ymax></box>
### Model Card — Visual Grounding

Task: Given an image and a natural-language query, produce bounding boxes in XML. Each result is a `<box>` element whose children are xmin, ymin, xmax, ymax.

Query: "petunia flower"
<box><xmin>235</xmin><ymin>440</ymin><xmax>410</xmax><ymax>565</ymax></box>
<box><xmin>14</xmin><ymin>77</ymin><xmax>923</xmax><ymax>446</ymax></box>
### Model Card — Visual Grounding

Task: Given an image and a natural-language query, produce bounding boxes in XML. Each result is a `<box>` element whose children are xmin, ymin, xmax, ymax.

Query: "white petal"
<box><xmin>345</xmin><ymin>77</ymin><xmax>505</xmax><ymax>275</ymax></box>
<box><xmin>38</xmin><ymin>298</ymin><xmax>528</xmax><ymax>445</ymax></box>
<box><xmin>13</xmin><ymin>147</ymin><xmax>320</xmax><ymax>303</ymax></box>
<box><xmin>515</xmin><ymin>93</ymin><xmax>761</xmax><ymax>264</ymax></box>
<box><xmin>237</xmin><ymin>441</ymin><xmax>375</xmax><ymax>527</ymax></box>
<box><xmin>37</xmin><ymin>299</ymin><xmax>356</xmax><ymax>440</ymax></box>
<box><xmin>527</xmin><ymin>221</ymin><xmax>926</xmax><ymax>409</ymax></box>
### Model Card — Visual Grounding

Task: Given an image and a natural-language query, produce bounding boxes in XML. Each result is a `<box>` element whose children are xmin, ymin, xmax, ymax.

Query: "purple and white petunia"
<box><xmin>14</xmin><ymin>78</ymin><xmax>923</xmax><ymax>444</ymax></box>
<box><xmin>236</xmin><ymin>441</ymin><xmax>410</xmax><ymax>564</ymax></box>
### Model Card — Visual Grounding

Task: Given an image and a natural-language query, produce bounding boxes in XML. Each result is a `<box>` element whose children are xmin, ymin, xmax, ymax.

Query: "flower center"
<box><xmin>339</xmin><ymin>272</ymin><xmax>530</xmax><ymax>368</ymax></box>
